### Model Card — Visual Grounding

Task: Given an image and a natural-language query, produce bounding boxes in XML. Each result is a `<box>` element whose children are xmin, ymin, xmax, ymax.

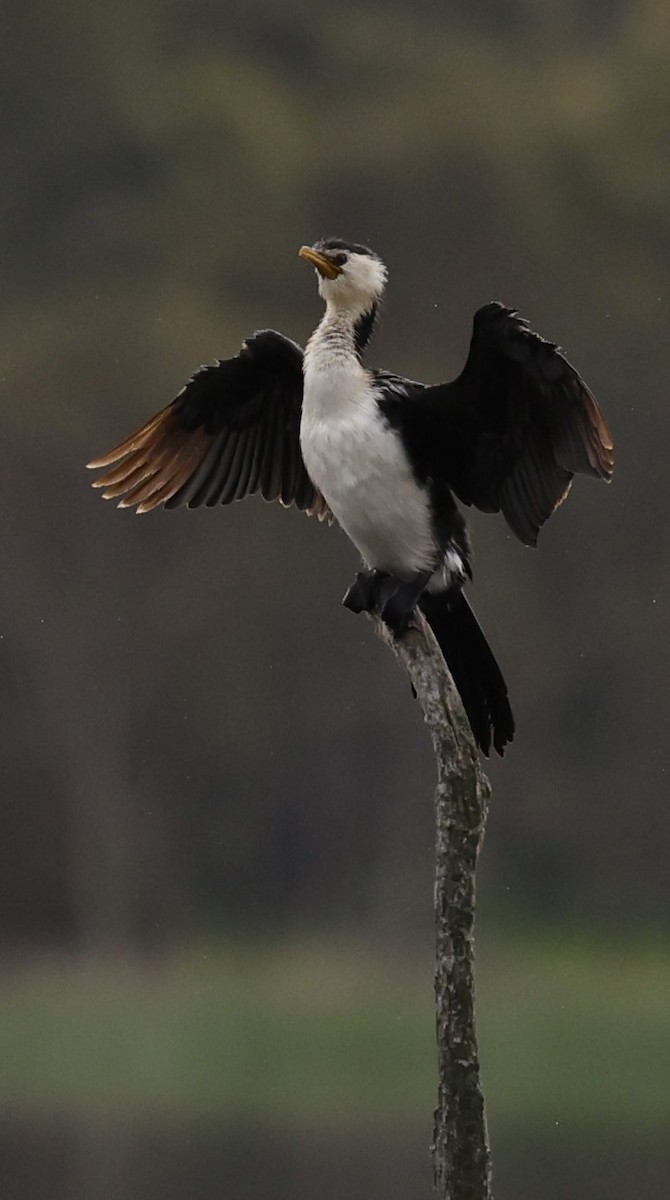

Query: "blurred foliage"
<box><xmin>1</xmin><ymin>0</ymin><xmax>669</xmax><ymax>953</ymax></box>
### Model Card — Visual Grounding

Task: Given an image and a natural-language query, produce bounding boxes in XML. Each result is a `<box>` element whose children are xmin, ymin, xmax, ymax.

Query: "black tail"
<box><xmin>419</xmin><ymin>589</ymin><xmax>515</xmax><ymax>756</ymax></box>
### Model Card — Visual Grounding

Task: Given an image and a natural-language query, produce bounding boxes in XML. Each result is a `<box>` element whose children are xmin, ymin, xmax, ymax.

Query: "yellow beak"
<box><xmin>298</xmin><ymin>246</ymin><xmax>342</xmax><ymax>279</ymax></box>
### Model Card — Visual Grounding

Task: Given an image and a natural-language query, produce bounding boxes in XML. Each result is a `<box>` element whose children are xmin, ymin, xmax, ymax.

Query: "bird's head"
<box><xmin>299</xmin><ymin>239</ymin><xmax>387</xmax><ymax>317</ymax></box>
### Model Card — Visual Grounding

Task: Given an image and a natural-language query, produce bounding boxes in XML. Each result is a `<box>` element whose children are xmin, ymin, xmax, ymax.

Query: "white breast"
<box><xmin>300</xmin><ymin>343</ymin><xmax>437</xmax><ymax>580</ymax></box>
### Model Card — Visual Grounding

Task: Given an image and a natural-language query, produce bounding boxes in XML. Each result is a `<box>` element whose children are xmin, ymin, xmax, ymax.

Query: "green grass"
<box><xmin>1</xmin><ymin>934</ymin><xmax>668</xmax><ymax>1131</ymax></box>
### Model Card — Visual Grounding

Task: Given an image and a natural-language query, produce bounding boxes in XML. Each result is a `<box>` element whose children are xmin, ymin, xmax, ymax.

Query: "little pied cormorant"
<box><xmin>88</xmin><ymin>239</ymin><xmax>614</xmax><ymax>755</ymax></box>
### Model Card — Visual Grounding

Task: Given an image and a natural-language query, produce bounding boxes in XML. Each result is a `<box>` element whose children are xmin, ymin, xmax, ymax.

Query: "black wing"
<box><xmin>402</xmin><ymin>303</ymin><xmax>614</xmax><ymax>547</ymax></box>
<box><xmin>87</xmin><ymin>330</ymin><xmax>330</xmax><ymax>520</ymax></box>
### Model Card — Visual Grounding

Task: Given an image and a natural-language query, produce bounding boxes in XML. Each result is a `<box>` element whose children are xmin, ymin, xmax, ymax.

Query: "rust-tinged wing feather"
<box><xmin>87</xmin><ymin>409</ymin><xmax>167</xmax><ymax>470</ymax></box>
<box><xmin>87</xmin><ymin>330</ymin><xmax>331</xmax><ymax>522</ymax></box>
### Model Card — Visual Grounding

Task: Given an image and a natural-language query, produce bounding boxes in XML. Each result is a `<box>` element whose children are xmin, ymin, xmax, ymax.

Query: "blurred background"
<box><xmin>2</xmin><ymin>0</ymin><xmax>669</xmax><ymax>1196</ymax></box>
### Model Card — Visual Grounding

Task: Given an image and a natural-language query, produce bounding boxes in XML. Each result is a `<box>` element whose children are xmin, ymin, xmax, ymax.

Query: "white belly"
<box><xmin>300</xmin><ymin>367</ymin><xmax>437</xmax><ymax>579</ymax></box>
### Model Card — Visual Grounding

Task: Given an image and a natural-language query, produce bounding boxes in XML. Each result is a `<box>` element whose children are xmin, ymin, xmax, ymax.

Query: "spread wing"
<box><xmin>87</xmin><ymin>329</ymin><xmax>330</xmax><ymax>520</ymax></box>
<box><xmin>413</xmin><ymin>303</ymin><xmax>614</xmax><ymax>546</ymax></box>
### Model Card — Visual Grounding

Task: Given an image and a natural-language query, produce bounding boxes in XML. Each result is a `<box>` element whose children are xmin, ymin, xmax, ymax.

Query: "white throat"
<box><xmin>304</xmin><ymin>309</ymin><xmax>360</xmax><ymax>372</ymax></box>
<box><xmin>301</xmin><ymin>311</ymin><xmax>368</xmax><ymax>429</ymax></box>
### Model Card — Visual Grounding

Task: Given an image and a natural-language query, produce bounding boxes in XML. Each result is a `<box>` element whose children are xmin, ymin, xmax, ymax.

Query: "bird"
<box><xmin>87</xmin><ymin>238</ymin><xmax>614</xmax><ymax>755</ymax></box>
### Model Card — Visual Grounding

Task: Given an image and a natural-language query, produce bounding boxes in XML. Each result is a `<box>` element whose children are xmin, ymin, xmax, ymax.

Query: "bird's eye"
<box><xmin>332</xmin><ymin>253</ymin><xmax>347</xmax><ymax>266</ymax></box>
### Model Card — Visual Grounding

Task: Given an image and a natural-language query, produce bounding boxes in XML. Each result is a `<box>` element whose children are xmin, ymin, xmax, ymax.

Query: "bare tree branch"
<box><xmin>370</xmin><ymin>611</ymin><xmax>493</xmax><ymax>1200</ymax></box>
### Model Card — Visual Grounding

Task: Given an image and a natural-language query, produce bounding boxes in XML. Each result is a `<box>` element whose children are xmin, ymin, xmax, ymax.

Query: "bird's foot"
<box><xmin>342</xmin><ymin>569</ymin><xmax>387</xmax><ymax>614</ymax></box>
<box><xmin>379</xmin><ymin>592</ymin><xmax>413</xmax><ymax>636</ymax></box>
<box><xmin>380</xmin><ymin>572</ymin><xmax>432</xmax><ymax>637</ymax></box>
<box><xmin>343</xmin><ymin>568</ymin><xmax>431</xmax><ymax>639</ymax></box>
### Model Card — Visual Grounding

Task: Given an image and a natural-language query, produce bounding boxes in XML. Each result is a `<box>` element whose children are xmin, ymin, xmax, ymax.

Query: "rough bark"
<box><xmin>370</xmin><ymin>611</ymin><xmax>493</xmax><ymax>1200</ymax></box>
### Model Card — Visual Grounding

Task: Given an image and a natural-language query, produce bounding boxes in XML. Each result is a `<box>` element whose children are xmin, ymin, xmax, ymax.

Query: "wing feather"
<box><xmin>414</xmin><ymin>303</ymin><xmax>613</xmax><ymax>546</ymax></box>
<box><xmin>87</xmin><ymin>409</ymin><xmax>167</xmax><ymax>469</ymax></box>
<box><xmin>218</xmin><ymin>428</ymin><xmax>253</xmax><ymax>505</ymax></box>
<box><xmin>88</xmin><ymin>331</ymin><xmax>331</xmax><ymax>522</ymax></box>
<box><xmin>246</xmin><ymin>409</ymin><xmax>267</xmax><ymax>496</ymax></box>
<box><xmin>259</xmin><ymin>397</ymin><xmax>284</xmax><ymax>503</ymax></box>
<box><xmin>174</xmin><ymin>434</ymin><xmax>231</xmax><ymax>509</ymax></box>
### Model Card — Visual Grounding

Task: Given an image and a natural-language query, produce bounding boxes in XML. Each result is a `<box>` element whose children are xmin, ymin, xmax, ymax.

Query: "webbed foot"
<box><xmin>343</xmin><ymin>568</ymin><xmax>432</xmax><ymax>637</ymax></box>
<box><xmin>380</xmin><ymin>572</ymin><xmax>433</xmax><ymax>637</ymax></box>
<box><xmin>342</xmin><ymin>569</ymin><xmax>388</xmax><ymax>614</ymax></box>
